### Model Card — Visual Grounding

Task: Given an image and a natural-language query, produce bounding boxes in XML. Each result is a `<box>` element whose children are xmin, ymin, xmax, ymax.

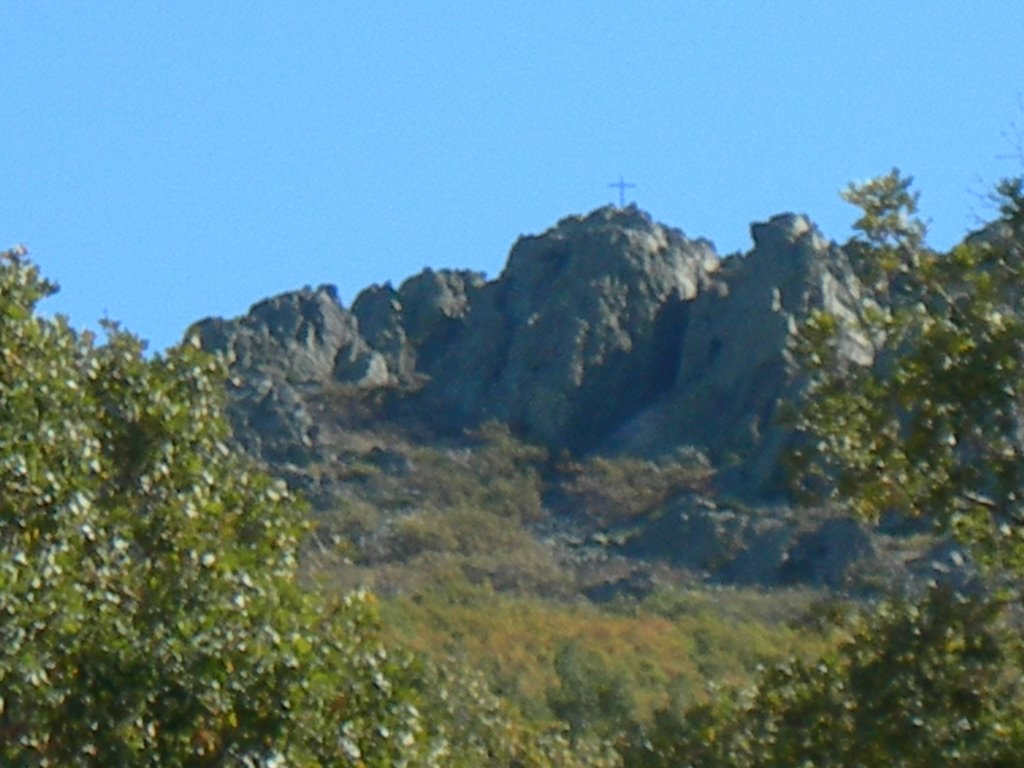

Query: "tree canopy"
<box><xmin>0</xmin><ymin>247</ymin><xmax>437</xmax><ymax>764</ymax></box>
<box><xmin>794</xmin><ymin>172</ymin><xmax>1024</xmax><ymax>575</ymax></box>
<box><xmin>627</xmin><ymin>173</ymin><xmax>1024</xmax><ymax>767</ymax></box>
<box><xmin>0</xmin><ymin>248</ymin><xmax>604</xmax><ymax>767</ymax></box>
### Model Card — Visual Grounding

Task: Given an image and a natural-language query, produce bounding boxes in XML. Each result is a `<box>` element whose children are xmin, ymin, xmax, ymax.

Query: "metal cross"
<box><xmin>608</xmin><ymin>175</ymin><xmax>636</xmax><ymax>207</ymax></box>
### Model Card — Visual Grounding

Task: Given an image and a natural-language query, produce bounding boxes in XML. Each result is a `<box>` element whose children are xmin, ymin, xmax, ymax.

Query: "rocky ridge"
<box><xmin>187</xmin><ymin>205</ymin><xmax>959</xmax><ymax>597</ymax></box>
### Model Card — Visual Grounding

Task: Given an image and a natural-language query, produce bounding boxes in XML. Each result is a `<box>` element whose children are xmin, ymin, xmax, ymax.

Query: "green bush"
<box><xmin>562</xmin><ymin>452</ymin><xmax>712</xmax><ymax>525</ymax></box>
<box><xmin>546</xmin><ymin>641</ymin><xmax>636</xmax><ymax>741</ymax></box>
<box><xmin>398</xmin><ymin>423</ymin><xmax>548</xmax><ymax>524</ymax></box>
<box><xmin>623</xmin><ymin>587</ymin><xmax>1024</xmax><ymax>767</ymax></box>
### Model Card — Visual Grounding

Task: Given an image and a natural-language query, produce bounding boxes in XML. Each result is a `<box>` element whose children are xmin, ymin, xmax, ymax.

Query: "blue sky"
<box><xmin>4</xmin><ymin>3</ymin><xmax>1024</xmax><ymax>352</ymax></box>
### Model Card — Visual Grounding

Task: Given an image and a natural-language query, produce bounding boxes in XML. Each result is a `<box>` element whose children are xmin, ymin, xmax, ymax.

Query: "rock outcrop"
<box><xmin>189</xmin><ymin>206</ymin><xmax>869</xmax><ymax>497</ymax></box>
<box><xmin>606</xmin><ymin>213</ymin><xmax>870</xmax><ymax>497</ymax></box>
<box><xmin>414</xmin><ymin>206</ymin><xmax>721</xmax><ymax>451</ymax></box>
<box><xmin>180</xmin><ymin>205</ymin><xmax>946</xmax><ymax>592</ymax></box>
<box><xmin>617</xmin><ymin>496</ymin><xmax>877</xmax><ymax>589</ymax></box>
<box><xmin>351</xmin><ymin>268</ymin><xmax>485</xmax><ymax>383</ymax></box>
<box><xmin>187</xmin><ymin>285</ymin><xmax>387</xmax><ymax>464</ymax></box>
<box><xmin>190</xmin><ymin>284</ymin><xmax>388</xmax><ymax>387</ymax></box>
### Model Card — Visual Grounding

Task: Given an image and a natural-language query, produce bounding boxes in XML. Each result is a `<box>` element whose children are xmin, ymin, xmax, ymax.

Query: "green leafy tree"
<box><xmin>625</xmin><ymin>587</ymin><xmax>1023</xmax><ymax>767</ymax></box>
<box><xmin>0</xmin><ymin>247</ymin><xmax>615</xmax><ymax>767</ymax></box>
<box><xmin>625</xmin><ymin>173</ymin><xmax>1024</xmax><ymax>767</ymax></box>
<box><xmin>0</xmin><ymin>248</ymin><xmax>441</xmax><ymax>765</ymax></box>
<box><xmin>546</xmin><ymin>642</ymin><xmax>635</xmax><ymax>743</ymax></box>
<box><xmin>793</xmin><ymin>173</ymin><xmax>1024</xmax><ymax>574</ymax></box>
<box><xmin>840</xmin><ymin>167</ymin><xmax>926</xmax><ymax>299</ymax></box>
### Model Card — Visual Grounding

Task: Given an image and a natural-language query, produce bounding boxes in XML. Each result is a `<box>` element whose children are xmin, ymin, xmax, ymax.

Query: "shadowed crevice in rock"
<box><xmin>606</xmin><ymin>213</ymin><xmax>870</xmax><ymax>499</ymax></box>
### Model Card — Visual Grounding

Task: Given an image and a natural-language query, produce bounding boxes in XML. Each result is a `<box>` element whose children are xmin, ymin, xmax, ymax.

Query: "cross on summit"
<box><xmin>608</xmin><ymin>175</ymin><xmax>636</xmax><ymax>207</ymax></box>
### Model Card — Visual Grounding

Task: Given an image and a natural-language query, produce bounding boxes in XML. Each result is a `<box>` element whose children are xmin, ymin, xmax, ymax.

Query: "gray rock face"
<box><xmin>191</xmin><ymin>284</ymin><xmax>388</xmax><ymax>387</ymax></box>
<box><xmin>349</xmin><ymin>283</ymin><xmax>412</xmax><ymax>381</ymax></box>
<box><xmin>619</xmin><ymin>496</ymin><xmax>876</xmax><ymax>589</ymax></box>
<box><xmin>608</xmin><ymin>213</ymin><xmax>870</xmax><ymax>497</ymax></box>
<box><xmin>188</xmin><ymin>207</ymin><xmax>869</xmax><ymax>499</ymax></box>
<box><xmin>779</xmin><ymin>517</ymin><xmax>874</xmax><ymax>587</ymax></box>
<box><xmin>351</xmin><ymin>268</ymin><xmax>485</xmax><ymax>382</ymax></box>
<box><xmin>416</xmin><ymin>206</ymin><xmax>721</xmax><ymax>451</ymax></box>
<box><xmin>188</xmin><ymin>285</ymin><xmax>387</xmax><ymax>464</ymax></box>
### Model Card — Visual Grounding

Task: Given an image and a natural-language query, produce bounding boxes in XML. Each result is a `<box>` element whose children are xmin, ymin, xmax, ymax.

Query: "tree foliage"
<box><xmin>627</xmin><ymin>173</ymin><xmax>1024</xmax><ymax>766</ymax></box>
<box><xmin>0</xmin><ymin>247</ymin><xmax>443</xmax><ymax>764</ymax></box>
<box><xmin>0</xmin><ymin>248</ymin><xmax>602</xmax><ymax>766</ymax></box>
<box><xmin>546</xmin><ymin>641</ymin><xmax>635</xmax><ymax>742</ymax></box>
<box><xmin>626</xmin><ymin>587</ymin><xmax>1024</xmax><ymax>767</ymax></box>
<box><xmin>794</xmin><ymin>172</ymin><xmax>1024</xmax><ymax>574</ymax></box>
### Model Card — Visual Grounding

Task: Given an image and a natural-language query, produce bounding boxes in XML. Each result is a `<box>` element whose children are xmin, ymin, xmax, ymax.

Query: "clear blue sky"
<box><xmin>4</xmin><ymin>3</ymin><xmax>1023</xmax><ymax>352</ymax></box>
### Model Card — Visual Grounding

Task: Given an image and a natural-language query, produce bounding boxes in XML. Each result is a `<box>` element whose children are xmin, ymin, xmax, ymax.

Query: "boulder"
<box><xmin>349</xmin><ymin>283</ymin><xmax>412</xmax><ymax>381</ymax></box>
<box><xmin>778</xmin><ymin>517</ymin><xmax>875</xmax><ymax>588</ymax></box>
<box><xmin>351</xmin><ymin>268</ymin><xmax>485</xmax><ymax>381</ymax></box>
<box><xmin>190</xmin><ymin>284</ymin><xmax>388</xmax><ymax>387</ymax></box>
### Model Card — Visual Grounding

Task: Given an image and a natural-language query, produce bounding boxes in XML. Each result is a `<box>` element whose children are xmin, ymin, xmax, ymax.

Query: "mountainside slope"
<box><xmin>187</xmin><ymin>205</ymin><xmax>956</xmax><ymax>596</ymax></box>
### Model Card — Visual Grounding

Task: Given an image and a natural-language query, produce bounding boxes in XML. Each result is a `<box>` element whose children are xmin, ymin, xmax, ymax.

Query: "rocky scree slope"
<box><xmin>187</xmin><ymin>206</ymin><xmax>957</xmax><ymax>595</ymax></box>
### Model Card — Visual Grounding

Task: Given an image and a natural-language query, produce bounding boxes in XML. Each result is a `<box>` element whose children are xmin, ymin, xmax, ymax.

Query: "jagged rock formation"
<box><xmin>188</xmin><ymin>205</ymin><xmax>873</xmax><ymax>494</ymax></box>
<box><xmin>413</xmin><ymin>206</ymin><xmax>721</xmax><ymax>451</ymax></box>
<box><xmin>191</xmin><ymin>283</ymin><xmax>389</xmax><ymax>389</ymax></box>
<box><xmin>607</xmin><ymin>213</ymin><xmax>871</xmax><ymax>497</ymax></box>
<box><xmin>351</xmin><ymin>268</ymin><xmax>486</xmax><ymax>383</ymax></box>
<box><xmin>185</xmin><ymin>204</ymin><xmax>908</xmax><ymax>593</ymax></box>
<box><xmin>189</xmin><ymin>285</ymin><xmax>388</xmax><ymax>464</ymax></box>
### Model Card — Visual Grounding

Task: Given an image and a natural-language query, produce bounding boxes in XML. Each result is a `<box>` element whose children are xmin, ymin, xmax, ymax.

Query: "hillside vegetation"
<box><xmin>5</xmin><ymin>172</ymin><xmax>1024</xmax><ymax>765</ymax></box>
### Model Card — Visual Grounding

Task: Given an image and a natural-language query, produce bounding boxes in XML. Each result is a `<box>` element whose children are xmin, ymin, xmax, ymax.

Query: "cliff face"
<box><xmin>607</xmin><ymin>213</ymin><xmax>871</xmax><ymax>497</ymax></box>
<box><xmin>413</xmin><ymin>206</ymin><xmax>722</xmax><ymax>452</ymax></box>
<box><xmin>189</xmin><ymin>284</ymin><xmax>387</xmax><ymax>464</ymax></box>
<box><xmin>190</xmin><ymin>205</ymin><xmax>867</xmax><ymax>496</ymax></box>
<box><xmin>183</xmin><ymin>205</ymin><xmax>963</xmax><ymax>594</ymax></box>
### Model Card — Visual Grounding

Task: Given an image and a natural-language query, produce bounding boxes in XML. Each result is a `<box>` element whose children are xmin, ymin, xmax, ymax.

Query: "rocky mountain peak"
<box><xmin>502</xmin><ymin>205</ymin><xmax>719</xmax><ymax>301</ymax></box>
<box><xmin>190</xmin><ymin>205</ymin><xmax>868</xmax><ymax>494</ymax></box>
<box><xmin>179</xmin><ymin>205</ymin><xmax>954</xmax><ymax>596</ymax></box>
<box><xmin>413</xmin><ymin>206</ymin><xmax>724</xmax><ymax>451</ymax></box>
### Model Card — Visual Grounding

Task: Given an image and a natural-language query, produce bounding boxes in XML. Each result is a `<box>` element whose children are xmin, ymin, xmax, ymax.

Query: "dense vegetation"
<box><xmin>0</xmin><ymin>249</ymin><xmax>610</xmax><ymax>766</ymax></box>
<box><xmin>5</xmin><ymin>171</ymin><xmax>1024</xmax><ymax>765</ymax></box>
<box><xmin>626</xmin><ymin>173</ymin><xmax>1024</xmax><ymax>766</ymax></box>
